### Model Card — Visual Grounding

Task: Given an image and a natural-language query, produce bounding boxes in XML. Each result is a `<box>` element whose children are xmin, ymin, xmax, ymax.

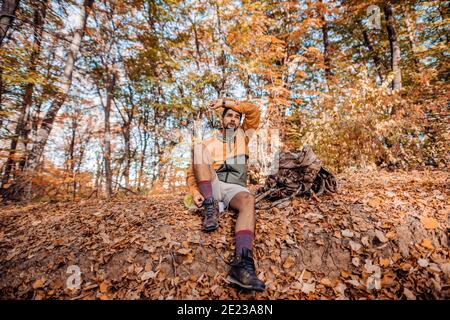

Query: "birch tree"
<box><xmin>24</xmin><ymin>0</ymin><xmax>94</xmax><ymax>172</ymax></box>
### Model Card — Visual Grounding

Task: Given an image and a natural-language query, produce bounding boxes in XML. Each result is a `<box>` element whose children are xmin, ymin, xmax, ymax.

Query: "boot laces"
<box><xmin>242</xmin><ymin>256</ymin><xmax>256</xmax><ymax>274</ymax></box>
<box><xmin>205</xmin><ymin>203</ymin><xmax>215</xmax><ymax>218</ymax></box>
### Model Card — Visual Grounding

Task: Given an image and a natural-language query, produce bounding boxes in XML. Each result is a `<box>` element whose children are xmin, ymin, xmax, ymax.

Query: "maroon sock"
<box><xmin>235</xmin><ymin>229</ymin><xmax>254</xmax><ymax>255</ymax></box>
<box><xmin>198</xmin><ymin>180</ymin><xmax>213</xmax><ymax>201</ymax></box>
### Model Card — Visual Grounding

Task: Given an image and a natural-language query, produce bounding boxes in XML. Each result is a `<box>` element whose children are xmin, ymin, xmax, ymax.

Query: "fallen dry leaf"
<box><xmin>301</xmin><ymin>282</ymin><xmax>315</xmax><ymax>295</ymax></box>
<box><xmin>283</xmin><ymin>256</ymin><xmax>296</xmax><ymax>269</ymax></box>
<box><xmin>421</xmin><ymin>239</ymin><xmax>434</xmax><ymax>250</ymax></box>
<box><xmin>418</xmin><ymin>258</ymin><xmax>429</xmax><ymax>268</ymax></box>
<box><xmin>140</xmin><ymin>271</ymin><xmax>156</xmax><ymax>281</ymax></box>
<box><xmin>32</xmin><ymin>278</ymin><xmax>45</xmax><ymax>289</ymax></box>
<box><xmin>420</xmin><ymin>217</ymin><xmax>439</xmax><ymax>230</ymax></box>
<box><xmin>374</xmin><ymin>230</ymin><xmax>389</xmax><ymax>243</ymax></box>
<box><xmin>368</xmin><ymin>198</ymin><xmax>381</xmax><ymax>207</ymax></box>
<box><xmin>341</xmin><ymin>229</ymin><xmax>354</xmax><ymax>238</ymax></box>
<box><xmin>177</xmin><ymin>248</ymin><xmax>191</xmax><ymax>255</ymax></box>
<box><xmin>379</xmin><ymin>258</ymin><xmax>390</xmax><ymax>267</ymax></box>
<box><xmin>404</xmin><ymin>288</ymin><xmax>416</xmax><ymax>300</ymax></box>
<box><xmin>320</xmin><ymin>278</ymin><xmax>332</xmax><ymax>287</ymax></box>
<box><xmin>99</xmin><ymin>282</ymin><xmax>108</xmax><ymax>293</ymax></box>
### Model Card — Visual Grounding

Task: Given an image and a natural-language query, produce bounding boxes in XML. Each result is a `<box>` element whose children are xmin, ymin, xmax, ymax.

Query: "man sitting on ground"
<box><xmin>186</xmin><ymin>98</ymin><xmax>265</xmax><ymax>291</ymax></box>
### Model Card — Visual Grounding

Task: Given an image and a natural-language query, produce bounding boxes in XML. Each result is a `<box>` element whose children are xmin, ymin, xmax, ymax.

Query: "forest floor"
<box><xmin>0</xmin><ymin>169</ymin><xmax>449</xmax><ymax>300</ymax></box>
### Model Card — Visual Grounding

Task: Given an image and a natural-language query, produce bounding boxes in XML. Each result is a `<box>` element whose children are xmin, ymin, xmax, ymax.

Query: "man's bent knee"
<box><xmin>233</xmin><ymin>192</ymin><xmax>255</xmax><ymax>209</ymax></box>
<box><xmin>242</xmin><ymin>192</ymin><xmax>255</xmax><ymax>205</ymax></box>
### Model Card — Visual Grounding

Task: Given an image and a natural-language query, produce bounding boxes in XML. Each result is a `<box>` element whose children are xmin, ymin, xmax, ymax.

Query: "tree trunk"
<box><xmin>104</xmin><ymin>72</ymin><xmax>116</xmax><ymax>198</ymax></box>
<box><xmin>24</xmin><ymin>0</ymin><xmax>94</xmax><ymax>172</ymax></box>
<box><xmin>403</xmin><ymin>3</ymin><xmax>419</xmax><ymax>67</ymax></box>
<box><xmin>137</xmin><ymin>108</ymin><xmax>150</xmax><ymax>191</ymax></box>
<box><xmin>319</xmin><ymin>0</ymin><xmax>331</xmax><ymax>88</ymax></box>
<box><xmin>438</xmin><ymin>0</ymin><xmax>449</xmax><ymax>43</ymax></box>
<box><xmin>384</xmin><ymin>4</ymin><xmax>402</xmax><ymax>90</ymax></box>
<box><xmin>94</xmin><ymin>152</ymin><xmax>103</xmax><ymax>196</ymax></box>
<box><xmin>138</xmin><ymin>133</ymin><xmax>148</xmax><ymax>191</ymax></box>
<box><xmin>68</xmin><ymin>114</ymin><xmax>78</xmax><ymax>199</ymax></box>
<box><xmin>1</xmin><ymin>0</ymin><xmax>48</xmax><ymax>187</ymax></box>
<box><xmin>362</xmin><ymin>28</ymin><xmax>386</xmax><ymax>84</ymax></box>
<box><xmin>75</xmin><ymin>124</ymin><xmax>91</xmax><ymax>197</ymax></box>
<box><xmin>118</xmin><ymin>83</ymin><xmax>136</xmax><ymax>190</ymax></box>
<box><xmin>122</xmin><ymin>122</ymin><xmax>131</xmax><ymax>189</ymax></box>
<box><xmin>0</xmin><ymin>0</ymin><xmax>20</xmax><ymax>46</ymax></box>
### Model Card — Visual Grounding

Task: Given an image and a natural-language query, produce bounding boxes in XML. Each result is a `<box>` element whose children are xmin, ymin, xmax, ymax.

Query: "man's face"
<box><xmin>222</xmin><ymin>109</ymin><xmax>242</xmax><ymax>130</ymax></box>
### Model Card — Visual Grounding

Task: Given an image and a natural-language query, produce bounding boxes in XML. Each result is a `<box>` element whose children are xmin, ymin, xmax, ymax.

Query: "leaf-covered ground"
<box><xmin>0</xmin><ymin>170</ymin><xmax>449</xmax><ymax>300</ymax></box>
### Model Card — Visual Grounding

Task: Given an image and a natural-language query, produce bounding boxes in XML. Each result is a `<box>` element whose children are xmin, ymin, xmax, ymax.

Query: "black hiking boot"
<box><xmin>227</xmin><ymin>248</ymin><xmax>266</xmax><ymax>291</ymax></box>
<box><xmin>202</xmin><ymin>198</ymin><xmax>219</xmax><ymax>232</ymax></box>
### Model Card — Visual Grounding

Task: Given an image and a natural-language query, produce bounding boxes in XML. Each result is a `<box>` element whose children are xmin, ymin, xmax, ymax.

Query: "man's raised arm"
<box><xmin>234</xmin><ymin>101</ymin><xmax>260</xmax><ymax>132</ymax></box>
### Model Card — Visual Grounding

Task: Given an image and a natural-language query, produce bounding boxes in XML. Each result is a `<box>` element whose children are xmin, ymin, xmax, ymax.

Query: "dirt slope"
<box><xmin>0</xmin><ymin>170</ymin><xmax>448</xmax><ymax>300</ymax></box>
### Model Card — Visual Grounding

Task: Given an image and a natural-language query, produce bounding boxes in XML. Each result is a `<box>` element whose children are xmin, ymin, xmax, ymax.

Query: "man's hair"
<box><xmin>222</xmin><ymin>107</ymin><xmax>242</xmax><ymax>120</ymax></box>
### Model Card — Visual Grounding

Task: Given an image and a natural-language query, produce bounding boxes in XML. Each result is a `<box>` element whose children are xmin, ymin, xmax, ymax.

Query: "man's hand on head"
<box><xmin>208</xmin><ymin>99</ymin><xmax>223</xmax><ymax>109</ymax></box>
<box><xmin>208</xmin><ymin>98</ymin><xmax>237</xmax><ymax>109</ymax></box>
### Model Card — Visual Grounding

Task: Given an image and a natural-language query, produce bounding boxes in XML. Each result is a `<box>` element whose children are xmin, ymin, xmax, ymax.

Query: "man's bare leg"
<box><xmin>227</xmin><ymin>191</ymin><xmax>265</xmax><ymax>290</ymax></box>
<box><xmin>193</xmin><ymin>162</ymin><xmax>215</xmax><ymax>184</ymax></box>
<box><xmin>229</xmin><ymin>191</ymin><xmax>256</xmax><ymax>233</ymax></box>
<box><xmin>229</xmin><ymin>191</ymin><xmax>256</xmax><ymax>256</ymax></box>
<box><xmin>193</xmin><ymin>143</ymin><xmax>219</xmax><ymax>231</ymax></box>
<box><xmin>192</xmin><ymin>143</ymin><xmax>215</xmax><ymax>183</ymax></box>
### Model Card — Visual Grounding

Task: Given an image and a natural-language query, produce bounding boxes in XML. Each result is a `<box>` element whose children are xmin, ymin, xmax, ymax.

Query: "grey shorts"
<box><xmin>212</xmin><ymin>172</ymin><xmax>250</xmax><ymax>209</ymax></box>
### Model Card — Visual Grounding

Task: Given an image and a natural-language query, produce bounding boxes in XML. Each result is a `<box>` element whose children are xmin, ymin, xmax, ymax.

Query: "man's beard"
<box><xmin>225</xmin><ymin>123</ymin><xmax>237</xmax><ymax>129</ymax></box>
